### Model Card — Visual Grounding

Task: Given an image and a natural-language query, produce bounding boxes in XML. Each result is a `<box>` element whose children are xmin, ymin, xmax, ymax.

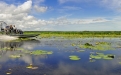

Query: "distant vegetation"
<box><xmin>23</xmin><ymin>31</ymin><xmax>121</xmax><ymax>38</ymax></box>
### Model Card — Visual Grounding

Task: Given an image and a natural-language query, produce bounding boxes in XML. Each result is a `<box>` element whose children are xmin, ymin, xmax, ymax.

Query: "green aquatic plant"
<box><xmin>84</xmin><ymin>43</ymin><xmax>93</xmax><ymax>46</ymax></box>
<box><xmin>78</xmin><ymin>50</ymin><xmax>85</xmax><ymax>52</ymax></box>
<box><xmin>90</xmin><ymin>53</ymin><xmax>114</xmax><ymax>60</ymax></box>
<box><xmin>90</xmin><ymin>54</ymin><xmax>102</xmax><ymax>59</ymax></box>
<box><xmin>89</xmin><ymin>59</ymin><xmax>96</xmax><ymax>62</ymax></box>
<box><xmin>26</xmin><ymin>64</ymin><xmax>38</xmax><ymax>69</ymax></box>
<box><xmin>9</xmin><ymin>55</ymin><xmax>21</xmax><ymax>58</ymax></box>
<box><xmin>31</xmin><ymin>50</ymin><xmax>53</xmax><ymax>55</ymax></box>
<box><xmin>16</xmin><ymin>48</ymin><xmax>25</xmax><ymax>50</ymax></box>
<box><xmin>6</xmin><ymin>72</ymin><xmax>12</xmax><ymax>74</ymax></box>
<box><xmin>119</xmin><ymin>62</ymin><xmax>121</xmax><ymax>64</ymax></box>
<box><xmin>0</xmin><ymin>47</ymin><xmax>25</xmax><ymax>51</ymax></box>
<box><xmin>69</xmin><ymin>55</ymin><xmax>80</xmax><ymax>60</ymax></box>
<box><xmin>26</xmin><ymin>64</ymin><xmax>33</xmax><ymax>69</ymax></box>
<box><xmin>71</xmin><ymin>43</ymin><xmax>76</xmax><ymax>46</ymax></box>
<box><xmin>95</xmin><ymin>42</ymin><xmax>111</xmax><ymax>45</ymax></box>
<box><xmin>70</xmin><ymin>57</ymin><xmax>80</xmax><ymax>60</ymax></box>
<box><xmin>80</xmin><ymin>42</ymin><xmax>114</xmax><ymax>51</ymax></box>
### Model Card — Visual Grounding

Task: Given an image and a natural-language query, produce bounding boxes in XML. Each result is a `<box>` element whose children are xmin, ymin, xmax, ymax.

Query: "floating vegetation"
<box><xmin>31</xmin><ymin>50</ymin><xmax>53</xmax><ymax>55</ymax></box>
<box><xmin>71</xmin><ymin>44</ymin><xmax>76</xmax><ymax>46</ymax></box>
<box><xmin>26</xmin><ymin>64</ymin><xmax>33</xmax><ymax>69</ymax></box>
<box><xmin>95</xmin><ymin>42</ymin><xmax>111</xmax><ymax>45</ymax></box>
<box><xmin>80</xmin><ymin>42</ymin><xmax>114</xmax><ymax>51</ymax></box>
<box><xmin>0</xmin><ymin>47</ymin><xmax>25</xmax><ymax>51</ymax></box>
<box><xmin>9</xmin><ymin>55</ymin><xmax>21</xmax><ymax>58</ymax></box>
<box><xmin>26</xmin><ymin>64</ymin><xmax>38</xmax><ymax>70</ymax></box>
<box><xmin>84</xmin><ymin>43</ymin><xmax>93</xmax><ymax>46</ymax></box>
<box><xmin>6</xmin><ymin>72</ymin><xmax>11</xmax><ymax>74</ymax></box>
<box><xmin>90</xmin><ymin>53</ymin><xmax>114</xmax><ymax>60</ymax></box>
<box><xmin>23</xmin><ymin>50</ymin><xmax>31</xmax><ymax>54</ymax></box>
<box><xmin>78</xmin><ymin>50</ymin><xmax>85</xmax><ymax>52</ymax></box>
<box><xmin>1</xmin><ymin>47</ymin><xmax>11</xmax><ymax>50</ymax></box>
<box><xmin>119</xmin><ymin>62</ymin><xmax>121</xmax><ymax>64</ymax></box>
<box><xmin>69</xmin><ymin>55</ymin><xmax>80</xmax><ymax>60</ymax></box>
<box><xmin>16</xmin><ymin>48</ymin><xmax>25</xmax><ymax>50</ymax></box>
<box><xmin>89</xmin><ymin>59</ymin><xmax>96</xmax><ymax>62</ymax></box>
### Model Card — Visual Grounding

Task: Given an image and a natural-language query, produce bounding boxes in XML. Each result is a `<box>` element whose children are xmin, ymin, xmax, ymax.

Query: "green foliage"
<box><xmin>69</xmin><ymin>55</ymin><xmax>81</xmax><ymax>60</ymax></box>
<box><xmin>90</xmin><ymin>53</ymin><xmax>114</xmax><ymax>60</ymax></box>
<box><xmin>22</xmin><ymin>31</ymin><xmax>121</xmax><ymax>38</ymax></box>
<box><xmin>30</xmin><ymin>50</ymin><xmax>53</xmax><ymax>55</ymax></box>
<box><xmin>80</xmin><ymin>42</ymin><xmax>114</xmax><ymax>51</ymax></box>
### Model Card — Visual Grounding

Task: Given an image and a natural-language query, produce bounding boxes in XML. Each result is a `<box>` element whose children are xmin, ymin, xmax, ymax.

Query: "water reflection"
<box><xmin>0</xmin><ymin>38</ymin><xmax>120</xmax><ymax>75</ymax></box>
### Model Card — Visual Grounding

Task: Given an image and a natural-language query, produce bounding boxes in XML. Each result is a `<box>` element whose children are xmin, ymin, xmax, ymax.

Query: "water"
<box><xmin>0</xmin><ymin>38</ymin><xmax>121</xmax><ymax>75</ymax></box>
<box><xmin>0</xmin><ymin>35</ymin><xmax>18</xmax><ymax>41</ymax></box>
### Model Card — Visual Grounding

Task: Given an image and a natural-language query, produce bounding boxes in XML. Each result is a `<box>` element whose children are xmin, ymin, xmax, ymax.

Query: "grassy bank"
<box><xmin>23</xmin><ymin>31</ymin><xmax>121</xmax><ymax>38</ymax></box>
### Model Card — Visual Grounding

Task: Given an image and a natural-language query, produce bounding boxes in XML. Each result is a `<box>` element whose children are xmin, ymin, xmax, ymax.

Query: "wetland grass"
<box><xmin>24</xmin><ymin>31</ymin><xmax>121</xmax><ymax>38</ymax></box>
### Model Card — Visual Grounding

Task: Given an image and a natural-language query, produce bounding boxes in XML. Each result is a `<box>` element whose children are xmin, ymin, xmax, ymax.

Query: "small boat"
<box><xmin>0</xmin><ymin>21</ymin><xmax>40</xmax><ymax>38</ymax></box>
<box><xmin>9</xmin><ymin>34</ymin><xmax>40</xmax><ymax>38</ymax></box>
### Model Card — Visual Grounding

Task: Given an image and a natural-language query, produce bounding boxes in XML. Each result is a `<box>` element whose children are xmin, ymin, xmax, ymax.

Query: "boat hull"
<box><xmin>9</xmin><ymin>34</ymin><xmax>40</xmax><ymax>38</ymax></box>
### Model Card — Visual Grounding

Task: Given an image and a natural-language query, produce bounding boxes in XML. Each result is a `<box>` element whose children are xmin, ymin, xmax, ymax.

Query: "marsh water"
<box><xmin>0</xmin><ymin>37</ymin><xmax>121</xmax><ymax>75</ymax></box>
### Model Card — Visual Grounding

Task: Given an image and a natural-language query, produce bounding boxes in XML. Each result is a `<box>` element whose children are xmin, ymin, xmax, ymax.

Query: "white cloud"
<box><xmin>34</xmin><ymin>5</ymin><xmax>48</xmax><ymax>13</ymax></box>
<box><xmin>76</xmin><ymin>18</ymin><xmax>109</xmax><ymax>24</ymax></box>
<box><xmin>101</xmin><ymin>0</ymin><xmax>121</xmax><ymax>11</ymax></box>
<box><xmin>63</xmin><ymin>6</ymin><xmax>81</xmax><ymax>10</ymax></box>
<box><xmin>0</xmin><ymin>0</ymin><xmax>49</xmax><ymax>31</ymax></box>
<box><xmin>58</xmin><ymin>0</ymin><xmax>80</xmax><ymax>4</ymax></box>
<box><xmin>58</xmin><ymin>0</ymin><xmax>121</xmax><ymax>12</ymax></box>
<box><xmin>13</xmin><ymin>0</ymin><xmax>32</xmax><ymax>14</ymax></box>
<box><xmin>32</xmin><ymin>0</ymin><xmax>45</xmax><ymax>5</ymax></box>
<box><xmin>46</xmin><ymin>17</ymin><xmax>109</xmax><ymax>26</ymax></box>
<box><xmin>0</xmin><ymin>0</ymin><xmax>121</xmax><ymax>31</ymax></box>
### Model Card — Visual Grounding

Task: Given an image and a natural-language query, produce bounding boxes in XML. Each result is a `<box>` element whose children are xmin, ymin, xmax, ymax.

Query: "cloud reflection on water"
<box><xmin>0</xmin><ymin>38</ymin><xmax>121</xmax><ymax>75</ymax></box>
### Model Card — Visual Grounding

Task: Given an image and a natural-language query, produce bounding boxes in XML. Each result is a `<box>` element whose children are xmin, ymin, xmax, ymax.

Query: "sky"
<box><xmin>0</xmin><ymin>0</ymin><xmax>121</xmax><ymax>31</ymax></box>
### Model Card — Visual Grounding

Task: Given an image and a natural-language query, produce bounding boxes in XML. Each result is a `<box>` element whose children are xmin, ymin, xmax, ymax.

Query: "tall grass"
<box><xmin>23</xmin><ymin>31</ymin><xmax>121</xmax><ymax>38</ymax></box>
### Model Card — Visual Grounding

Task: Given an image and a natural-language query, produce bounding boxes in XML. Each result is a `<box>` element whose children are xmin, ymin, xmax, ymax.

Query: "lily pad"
<box><xmin>102</xmin><ymin>55</ymin><xmax>113</xmax><ymax>60</ymax></box>
<box><xmin>31</xmin><ymin>50</ymin><xmax>53</xmax><ymax>55</ymax></box>
<box><xmin>90</xmin><ymin>53</ymin><xmax>114</xmax><ymax>60</ymax></box>
<box><xmin>80</xmin><ymin>42</ymin><xmax>114</xmax><ymax>51</ymax></box>
<box><xmin>69</xmin><ymin>55</ymin><xmax>80</xmax><ymax>60</ymax></box>
<box><xmin>70</xmin><ymin>57</ymin><xmax>80</xmax><ymax>60</ymax></box>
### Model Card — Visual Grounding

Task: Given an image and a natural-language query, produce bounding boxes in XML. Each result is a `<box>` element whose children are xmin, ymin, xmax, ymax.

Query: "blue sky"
<box><xmin>0</xmin><ymin>0</ymin><xmax>121</xmax><ymax>31</ymax></box>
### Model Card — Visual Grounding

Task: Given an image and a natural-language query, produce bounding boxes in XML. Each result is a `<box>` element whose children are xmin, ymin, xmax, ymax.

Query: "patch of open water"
<box><xmin>0</xmin><ymin>38</ymin><xmax>121</xmax><ymax>75</ymax></box>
